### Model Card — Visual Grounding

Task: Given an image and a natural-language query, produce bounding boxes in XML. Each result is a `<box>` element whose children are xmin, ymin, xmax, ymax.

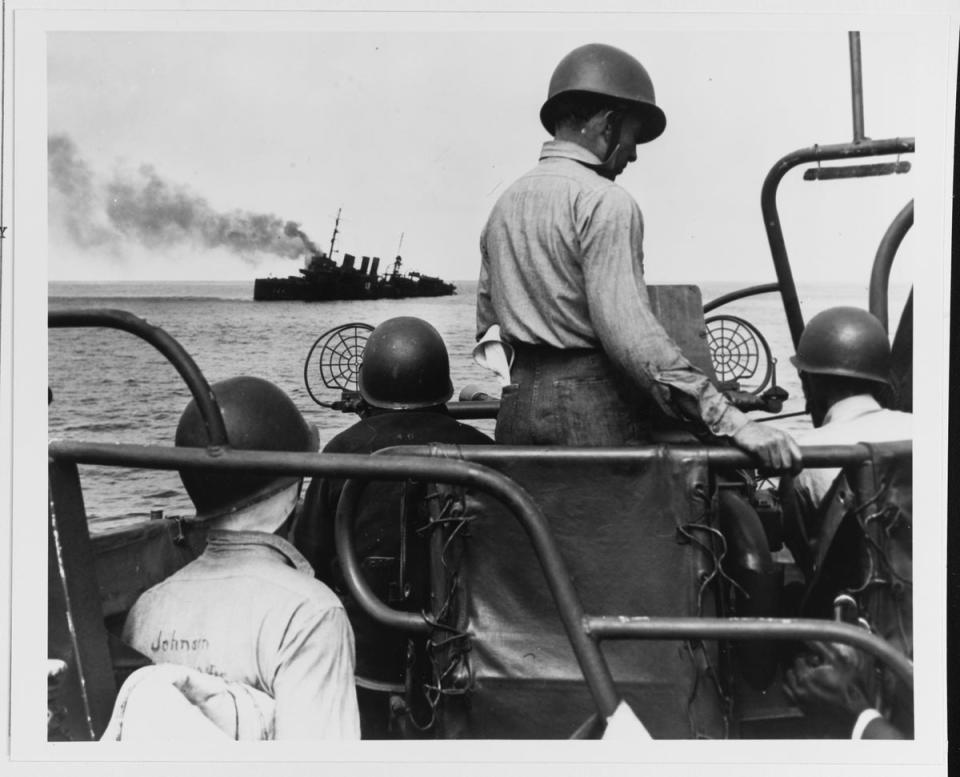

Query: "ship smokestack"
<box><xmin>359</xmin><ymin>256</ymin><xmax>370</xmax><ymax>274</ymax></box>
<box><xmin>342</xmin><ymin>253</ymin><xmax>355</xmax><ymax>270</ymax></box>
<box><xmin>369</xmin><ymin>257</ymin><xmax>380</xmax><ymax>277</ymax></box>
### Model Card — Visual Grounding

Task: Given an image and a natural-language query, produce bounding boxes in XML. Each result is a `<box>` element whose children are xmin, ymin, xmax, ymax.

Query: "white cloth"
<box><xmin>601</xmin><ymin>701</ymin><xmax>653</xmax><ymax>740</ymax></box>
<box><xmin>791</xmin><ymin>394</ymin><xmax>912</xmax><ymax>512</ymax></box>
<box><xmin>851</xmin><ymin>708</ymin><xmax>885</xmax><ymax>740</ymax></box>
<box><xmin>101</xmin><ymin>664</ymin><xmax>275</xmax><ymax>741</ymax></box>
<box><xmin>472</xmin><ymin>324</ymin><xmax>514</xmax><ymax>387</ymax></box>
<box><xmin>209</xmin><ymin>481</ymin><xmax>301</xmax><ymax>533</ymax></box>
<box><xmin>122</xmin><ymin>531</ymin><xmax>360</xmax><ymax>740</ymax></box>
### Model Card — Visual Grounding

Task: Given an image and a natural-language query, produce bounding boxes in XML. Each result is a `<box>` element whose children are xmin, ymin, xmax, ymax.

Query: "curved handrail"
<box><xmin>869</xmin><ymin>200</ymin><xmax>914</xmax><ymax>332</ymax></box>
<box><xmin>48</xmin><ymin>440</ymin><xmax>623</xmax><ymax>718</ymax></box>
<box><xmin>703</xmin><ymin>282</ymin><xmax>781</xmax><ymax>314</ymax></box>
<box><xmin>48</xmin><ymin>309</ymin><xmax>228</xmax><ymax>446</ymax></box>
<box><xmin>760</xmin><ymin>137</ymin><xmax>915</xmax><ymax>349</ymax></box>
<box><xmin>336</xmin><ymin>477</ymin><xmax>432</xmax><ymax>635</ymax></box>
<box><xmin>584</xmin><ymin>616</ymin><xmax>912</xmax><ymax>689</ymax></box>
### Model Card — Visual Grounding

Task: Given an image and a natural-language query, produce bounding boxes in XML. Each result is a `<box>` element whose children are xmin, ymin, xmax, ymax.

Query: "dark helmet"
<box><xmin>175</xmin><ymin>376</ymin><xmax>319</xmax><ymax>519</ymax></box>
<box><xmin>791</xmin><ymin>307</ymin><xmax>892</xmax><ymax>385</ymax></box>
<box><xmin>358</xmin><ymin>317</ymin><xmax>454</xmax><ymax>410</ymax></box>
<box><xmin>540</xmin><ymin>43</ymin><xmax>667</xmax><ymax>143</ymax></box>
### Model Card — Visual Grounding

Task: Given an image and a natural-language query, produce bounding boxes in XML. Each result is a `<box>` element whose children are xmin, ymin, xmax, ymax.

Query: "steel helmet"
<box><xmin>175</xmin><ymin>376</ymin><xmax>319</xmax><ymax>519</ymax></box>
<box><xmin>358</xmin><ymin>317</ymin><xmax>454</xmax><ymax>410</ymax></box>
<box><xmin>540</xmin><ymin>43</ymin><xmax>667</xmax><ymax>143</ymax></box>
<box><xmin>791</xmin><ymin>307</ymin><xmax>892</xmax><ymax>385</ymax></box>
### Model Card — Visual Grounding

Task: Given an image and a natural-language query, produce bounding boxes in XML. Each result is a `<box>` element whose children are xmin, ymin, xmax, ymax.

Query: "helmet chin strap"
<box><xmin>586</xmin><ymin>111</ymin><xmax>627</xmax><ymax>180</ymax></box>
<box><xmin>209</xmin><ymin>481</ymin><xmax>302</xmax><ymax>532</ymax></box>
<box><xmin>591</xmin><ymin>144</ymin><xmax>623</xmax><ymax>180</ymax></box>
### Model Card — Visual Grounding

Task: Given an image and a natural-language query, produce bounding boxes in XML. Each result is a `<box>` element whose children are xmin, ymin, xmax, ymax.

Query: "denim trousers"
<box><xmin>495</xmin><ymin>344</ymin><xmax>655</xmax><ymax>446</ymax></box>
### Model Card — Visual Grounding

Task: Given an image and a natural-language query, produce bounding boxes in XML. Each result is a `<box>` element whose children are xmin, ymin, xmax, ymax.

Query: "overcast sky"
<box><xmin>46</xmin><ymin>16</ymin><xmax>926</xmax><ymax>286</ymax></box>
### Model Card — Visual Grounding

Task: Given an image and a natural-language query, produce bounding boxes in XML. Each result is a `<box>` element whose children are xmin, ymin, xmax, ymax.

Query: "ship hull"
<box><xmin>253</xmin><ymin>276</ymin><xmax>456</xmax><ymax>301</ymax></box>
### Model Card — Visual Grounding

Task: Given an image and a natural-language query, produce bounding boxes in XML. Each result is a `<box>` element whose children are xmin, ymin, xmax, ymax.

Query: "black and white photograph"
<box><xmin>0</xmin><ymin>1</ymin><xmax>955</xmax><ymax>774</ymax></box>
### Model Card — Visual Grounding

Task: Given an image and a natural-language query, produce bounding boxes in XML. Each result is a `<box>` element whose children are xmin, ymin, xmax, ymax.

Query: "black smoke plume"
<box><xmin>48</xmin><ymin>134</ymin><xmax>308</xmax><ymax>261</ymax></box>
<box><xmin>283</xmin><ymin>220</ymin><xmax>320</xmax><ymax>255</ymax></box>
<box><xmin>47</xmin><ymin>134</ymin><xmax>117</xmax><ymax>249</ymax></box>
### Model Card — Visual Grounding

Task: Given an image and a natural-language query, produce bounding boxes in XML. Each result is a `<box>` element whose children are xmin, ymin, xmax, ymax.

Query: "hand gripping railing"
<box><xmin>49</xmin><ymin>439</ymin><xmax>914</xmax><ymax>723</ymax></box>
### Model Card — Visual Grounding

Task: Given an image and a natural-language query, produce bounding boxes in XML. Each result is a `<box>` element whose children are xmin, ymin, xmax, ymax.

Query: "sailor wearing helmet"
<box><xmin>477</xmin><ymin>43</ymin><xmax>800</xmax><ymax>470</ymax></box>
<box><xmin>118</xmin><ymin>377</ymin><xmax>360</xmax><ymax>740</ymax></box>
<box><xmin>292</xmin><ymin>317</ymin><xmax>492</xmax><ymax>738</ymax></box>
<box><xmin>779</xmin><ymin>307</ymin><xmax>913</xmax><ymax>740</ymax></box>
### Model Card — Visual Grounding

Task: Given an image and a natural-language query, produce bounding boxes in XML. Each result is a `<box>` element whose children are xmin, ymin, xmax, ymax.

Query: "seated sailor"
<box><xmin>779</xmin><ymin>307</ymin><xmax>912</xmax><ymax>740</ymax></box>
<box><xmin>119</xmin><ymin>376</ymin><xmax>360</xmax><ymax>740</ymax></box>
<box><xmin>291</xmin><ymin>317</ymin><xmax>492</xmax><ymax>737</ymax></box>
<box><xmin>780</xmin><ymin>306</ymin><xmax>912</xmax><ymax>578</ymax></box>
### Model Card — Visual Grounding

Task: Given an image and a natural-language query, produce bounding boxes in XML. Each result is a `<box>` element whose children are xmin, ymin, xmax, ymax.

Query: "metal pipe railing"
<box><xmin>869</xmin><ymin>200</ymin><xmax>914</xmax><ymax>331</ymax></box>
<box><xmin>703</xmin><ymin>282</ymin><xmax>781</xmax><ymax>314</ymax></box>
<box><xmin>335</xmin><ymin>477</ymin><xmax>430</xmax><ymax>635</ymax></box>
<box><xmin>375</xmin><ymin>440</ymin><xmax>912</xmax><ymax>471</ymax></box>
<box><xmin>368</xmin><ymin>441</ymin><xmax>912</xmax><ymax>688</ymax></box>
<box><xmin>849</xmin><ymin>32</ymin><xmax>866</xmax><ymax>143</ymax></box>
<box><xmin>48</xmin><ymin>441</ymin><xmax>624</xmax><ymax>718</ymax></box>
<box><xmin>760</xmin><ymin>136</ymin><xmax>915</xmax><ymax>349</ymax></box>
<box><xmin>584</xmin><ymin>616</ymin><xmax>912</xmax><ymax>690</ymax></box>
<box><xmin>49</xmin><ymin>309</ymin><xmax>228</xmax><ymax>446</ymax></box>
<box><xmin>446</xmin><ymin>399</ymin><xmax>500</xmax><ymax>420</ymax></box>
<box><xmin>49</xmin><ymin>439</ymin><xmax>914</xmax><ymax>717</ymax></box>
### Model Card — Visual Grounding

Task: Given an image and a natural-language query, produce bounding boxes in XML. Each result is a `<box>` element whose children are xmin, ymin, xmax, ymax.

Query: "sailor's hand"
<box><xmin>783</xmin><ymin>642</ymin><xmax>871</xmax><ymax>728</ymax></box>
<box><xmin>730</xmin><ymin>421</ymin><xmax>801</xmax><ymax>473</ymax></box>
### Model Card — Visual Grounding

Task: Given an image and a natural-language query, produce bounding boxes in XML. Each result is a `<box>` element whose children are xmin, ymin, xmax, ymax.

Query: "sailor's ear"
<box><xmin>581</xmin><ymin>110</ymin><xmax>609</xmax><ymax>136</ymax></box>
<box><xmin>595</xmin><ymin>110</ymin><xmax>618</xmax><ymax>136</ymax></box>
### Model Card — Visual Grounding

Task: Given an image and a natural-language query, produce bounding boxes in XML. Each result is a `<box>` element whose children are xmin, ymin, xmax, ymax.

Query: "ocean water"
<box><xmin>48</xmin><ymin>279</ymin><xmax>910</xmax><ymax>524</ymax></box>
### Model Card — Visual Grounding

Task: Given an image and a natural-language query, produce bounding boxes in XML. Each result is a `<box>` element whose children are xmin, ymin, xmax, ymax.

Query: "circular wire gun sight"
<box><xmin>303</xmin><ymin>322</ymin><xmax>374</xmax><ymax>409</ymax></box>
<box><xmin>705</xmin><ymin>314</ymin><xmax>774</xmax><ymax>395</ymax></box>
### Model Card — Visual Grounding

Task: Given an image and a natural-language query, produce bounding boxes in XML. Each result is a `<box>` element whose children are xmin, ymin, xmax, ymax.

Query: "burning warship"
<box><xmin>254</xmin><ymin>210</ymin><xmax>456</xmax><ymax>301</ymax></box>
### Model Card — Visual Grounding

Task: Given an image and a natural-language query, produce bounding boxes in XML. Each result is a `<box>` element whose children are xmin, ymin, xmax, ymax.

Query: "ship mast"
<box><xmin>392</xmin><ymin>231</ymin><xmax>405</xmax><ymax>275</ymax></box>
<box><xmin>328</xmin><ymin>208</ymin><xmax>341</xmax><ymax>258</ymax></box>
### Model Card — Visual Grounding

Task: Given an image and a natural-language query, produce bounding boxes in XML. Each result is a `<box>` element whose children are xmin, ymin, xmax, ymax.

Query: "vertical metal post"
<box><xmin>849</xmin><ymin>31</ymin><xmax>866</xmax><ymax>143</ymax></box>
<box><xmin>48</xmin><ymin>461</ymin><xmax>117</xmax><ymax>740</ymax></box>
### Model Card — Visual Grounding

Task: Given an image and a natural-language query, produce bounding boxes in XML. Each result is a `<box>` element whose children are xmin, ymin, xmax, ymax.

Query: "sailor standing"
<box><xmin>477</xmin><ymin>43</ymin><xmax>800</xmax><ymax>470</ymax></box>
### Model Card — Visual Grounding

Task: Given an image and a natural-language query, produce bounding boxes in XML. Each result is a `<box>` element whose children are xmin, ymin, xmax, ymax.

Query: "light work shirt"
<box><xmin>789</xmin><ymin>394</ymin><xmax>913</xmax><ymax>514</ymax></box>
<box><xmin>477</xmin><ymin>139</ymin><xmax>747</xmax><ymax>437</ymax></box>
<box><xmin>122</xmin><ymin>530</ymin><xmax>360</xmax><ymax>740</ymax></box>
